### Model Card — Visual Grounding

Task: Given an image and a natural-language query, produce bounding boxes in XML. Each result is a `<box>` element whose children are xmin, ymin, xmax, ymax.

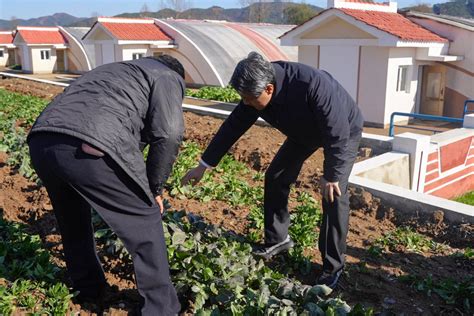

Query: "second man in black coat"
<box><xmin>28</xmin><ymin>55</ymin><xmax>185</xmax><ymax>315</ymax></box>
<box><xmin>182</xmin><ymin>52</ymin><xmax>364</xmax><ymax>289</ymax></box>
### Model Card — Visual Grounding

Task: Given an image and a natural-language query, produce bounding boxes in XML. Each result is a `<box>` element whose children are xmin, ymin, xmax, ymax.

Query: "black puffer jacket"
<box><xmin>28</xmin><ymin>57</ymin><xmax>185</xmax><ymax>204</ymax></box>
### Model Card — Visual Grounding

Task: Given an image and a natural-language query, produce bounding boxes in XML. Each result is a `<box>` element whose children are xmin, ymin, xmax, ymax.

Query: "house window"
<box><xmin>40</xmin><ymin>50</ymin><xmax>50</xmax><ymax>60</ymax></box>
<box><xmin>0</xmin><ymin>50</ymin><xmax>3</xmax><ymax>58</ymax></box>
<box><xmin>396</xmin><ymin>66</ymin><xmax>410</xmax><ymax>93</ymax></box>
<box><xmin>132</xmin><ymin>53</ymin><xmax>145</xmax><ymax>60</ymax></box>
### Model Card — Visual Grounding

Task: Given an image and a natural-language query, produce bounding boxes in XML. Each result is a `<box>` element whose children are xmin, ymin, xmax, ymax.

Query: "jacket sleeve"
<box><xmin>309</xmin><ymin>78</ymin><xmax>351</xmax><ymax>183</ymax></box>
<box><xmin>145</xmin><ymin>73</ymin><xmax>185</xmax><ymax>196</ymax></box>
<box><xmin>201</xmin><ymin>101</ymin><xmax>259</xmax><ymax>167</ymax></box>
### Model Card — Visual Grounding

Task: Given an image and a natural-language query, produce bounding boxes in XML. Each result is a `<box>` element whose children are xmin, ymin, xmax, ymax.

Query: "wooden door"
<box><xmin>56</xmin><ymin>50</ymin><xmax>65</xmax><ymax>72</ymax></box>
<box><xmin>7</xmin><ymin>49</ymin><xmax>15</xmax><ymax>65</ymax></box>
<box><xmin>420</xmin><ymin>65</ymin><xmax>446</xmax><ymax>116</ymax></box>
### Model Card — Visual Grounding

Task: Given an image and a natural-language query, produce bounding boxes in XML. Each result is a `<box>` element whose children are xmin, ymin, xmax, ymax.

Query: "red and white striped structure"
<box><xmin>424</xmin><ymin>131</ymin><xmax>474</xmax><ymax>199</ymax></box>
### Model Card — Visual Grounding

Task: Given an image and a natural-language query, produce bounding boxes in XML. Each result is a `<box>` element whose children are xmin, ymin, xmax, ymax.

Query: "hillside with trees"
<box><xmin>405</xmin><ymin>0</ymin><xmax>474</xmax><ymax>18</ymax></box>
<box><xmin>1</xmin><ymin>1</ymin><xmax>472</xmax><ymax>31</ymax></box>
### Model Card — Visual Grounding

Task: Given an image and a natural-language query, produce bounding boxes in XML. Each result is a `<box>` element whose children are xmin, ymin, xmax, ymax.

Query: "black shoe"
<box><xmin>252</xmin><ymin>236</ymin><xmax>294</xmax><ymax>260</ymax></box>
<box><xmin>74</xmin><ymin>283</ymin><xmax>107</xmax><ymax>304</ymax></box>
<box><xmin>316</xmin><ymin>269</ymin><xmax>343</xmax><ymax>289</ymax></box>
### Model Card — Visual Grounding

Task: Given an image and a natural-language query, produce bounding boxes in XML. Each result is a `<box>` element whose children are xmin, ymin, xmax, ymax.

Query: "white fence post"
<box><xmin>463</xmin><ymin>113</ymin><xmax>474</xmax><ymax>129</ymax></box>
<box><xmin>393</xmin><ymin>132</ymin><xmax>431</xmax><ymax>193</ymax></box>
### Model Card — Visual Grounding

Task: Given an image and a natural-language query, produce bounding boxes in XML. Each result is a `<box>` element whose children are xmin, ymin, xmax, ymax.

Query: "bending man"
<box><xmin>28</xmin><ymin>55</ymin><xmax>185</xmax><ymax>315</ymax></box>
<box><xmin>182</xmin><ymin>52</ymin><xmax>364</xmax><ymax>289</ymax></box>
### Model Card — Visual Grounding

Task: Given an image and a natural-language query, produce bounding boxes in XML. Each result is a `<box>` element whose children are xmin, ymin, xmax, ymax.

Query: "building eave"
<box><xmin>405</xmin><ymin>11</ymin><xmax>474</xmax><ymax>32</ymax></box>
<box><xmin>116</xmin><ymin>40</ymin><xmax>174</xmax><ymax>45</ymax></box>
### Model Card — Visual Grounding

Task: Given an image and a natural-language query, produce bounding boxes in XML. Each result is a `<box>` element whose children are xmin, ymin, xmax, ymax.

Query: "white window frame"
<box><xmin>396</xmin><ymin>65</ymin><xmax>410</xmax><ymax>93</ymax></box>
<box><xmin>132</xmin><ymin>53</ymin><xmax>145</xmax><ymax>60</ymax></box>
<box><xmin>0</xmin><ymin>50</ymin><xmax>4</xmax><ymax>58</ymax></box>
<box><xmin>40</xmin><ymin>50</ymin><xmax>50</xmax><ymax>60</ymax></box>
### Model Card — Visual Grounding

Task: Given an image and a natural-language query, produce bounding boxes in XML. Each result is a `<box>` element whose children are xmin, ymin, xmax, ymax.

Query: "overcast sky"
<box><xmin>0</xmin><ymin>0</ymin><xmax>448</xmax><ymax>20</ymax></box>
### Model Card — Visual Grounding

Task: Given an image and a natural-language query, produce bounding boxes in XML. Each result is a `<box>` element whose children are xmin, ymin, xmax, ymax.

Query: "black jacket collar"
<box><xmin>269</xmin><ymin>62</ymin><xmax>286</xmax><ymax>106</ymax></box>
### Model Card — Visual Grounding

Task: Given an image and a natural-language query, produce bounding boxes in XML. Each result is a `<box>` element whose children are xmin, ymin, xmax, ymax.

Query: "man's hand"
<box><xmin>320</xmin><ymin>177</ymin><xmax>341</xmax><ymax>203</ymax></box>
<box><xmin>155</xmin><ymin>195</ymin><xmax>164</xmax><ymax>214</ymax></box>
<box><xmin>181</xmin><ymin>164</ymin><xmax>207</xmax><ymax>186</ymax></box>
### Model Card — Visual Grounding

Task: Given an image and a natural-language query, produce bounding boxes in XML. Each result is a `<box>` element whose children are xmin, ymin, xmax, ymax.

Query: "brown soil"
<box><xmin>0</xmin><ymin>79</ymin><xmax>473</xmax><ymax>315</ymax></box>
<box><xmin>0</xmin><ymin>77</ymin><xmax>65</xmax><ymax>100</ymax></box>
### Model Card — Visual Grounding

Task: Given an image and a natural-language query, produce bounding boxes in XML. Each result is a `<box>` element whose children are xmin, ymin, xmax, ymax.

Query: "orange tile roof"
<box><xmin>17</xmin><ymin>29</ymin><xmax>68</xmax><ymax>44</ymax></box>
<box><xmin>0</xmin><ymin>32</ymin><xmax>13</xmax><ymax>44</ymax></box>
<box><xmin>101</xmin><ymin>22</ymin><xmax>172</xmax><ymax>41</ymax></box>
<box><xmin>343</xmin><ymin>0</ymin><xmax>389</xmax><ymax>5</ymax></box>
<box><xmin>340</xmin><ymin>8</ymin><xmax>448</xmax><ymax>42</ymax></box>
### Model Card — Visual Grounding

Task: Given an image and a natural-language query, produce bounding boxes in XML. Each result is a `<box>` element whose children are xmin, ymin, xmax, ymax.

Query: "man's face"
<box><xmin>240</xmin><ymin>84</ymin><xmax>274</xmax><ymax>111</ymax></box>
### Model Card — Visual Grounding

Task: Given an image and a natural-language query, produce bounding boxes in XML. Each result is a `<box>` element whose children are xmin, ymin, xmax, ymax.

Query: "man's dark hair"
<box><xmin>154</xmin><ymin>54</ymin><xmax>185</xmax><ymax>79</ymax></box>
<box><xmin>230</xmin><ymin>52</ymin><xmax>275</xmax><ymax>97</ymax></box>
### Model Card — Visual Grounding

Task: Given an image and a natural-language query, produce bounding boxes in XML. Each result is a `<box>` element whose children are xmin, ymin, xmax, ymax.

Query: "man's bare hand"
<box><xmin>320</xmin><ymin>177</ymin><xmax>341</xmax><ymax>203</ymax></box>
<box><xmin>181</xmin><ymin>164</ymin><xmax>207</xmax><ymax>186</ymax></box>
<box><xmin>155</xmin><ymin>195</ymin><xmax>164</xmax><ymax>214</ymax></box>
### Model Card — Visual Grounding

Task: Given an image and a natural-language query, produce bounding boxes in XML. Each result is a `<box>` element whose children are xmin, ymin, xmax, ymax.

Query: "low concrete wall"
<box><xmin>353</xmin><ymin>152</ymin><xmax>410</xmax><ymax>189</ymax></box>
<box><xmin>350</xmin><ymin>175</ymin><xmax>474</xmax><ymax>224</ymax></box>
<box><xmin>360</xmin><ymin>132</ymin><xmax>393</xmax><ymax>155</ymax></box>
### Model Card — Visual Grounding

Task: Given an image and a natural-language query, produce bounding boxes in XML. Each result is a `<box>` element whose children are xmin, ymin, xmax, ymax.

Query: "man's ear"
<box><xmin>265</xmin><ymin>84</ymin><xmax>274</xmax><ymax>95</ymax></box>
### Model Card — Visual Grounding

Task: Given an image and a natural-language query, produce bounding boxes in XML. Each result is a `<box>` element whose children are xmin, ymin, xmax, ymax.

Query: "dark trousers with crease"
<box><xmin>264</xmin><ymin>133</ymin><xmax>361</xmax><ymax>275</ymax></box>
<box><xmin>28</xmin><ymin>133</ymin><xmax>180</xmax><ymax>316</ymax></box>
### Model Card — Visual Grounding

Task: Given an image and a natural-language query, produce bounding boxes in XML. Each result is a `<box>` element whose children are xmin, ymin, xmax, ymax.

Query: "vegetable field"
<box><xmin>0</xmin><ymin>79</ymin><xmax>473</xmax><ymax>315</ymax></box>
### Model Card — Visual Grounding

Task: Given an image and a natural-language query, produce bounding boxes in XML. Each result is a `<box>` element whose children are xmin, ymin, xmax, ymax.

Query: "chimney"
<box><xmin>327</xmin><ymin>0</ymin><xmax>398</xmax><ymax>13</ymax></box>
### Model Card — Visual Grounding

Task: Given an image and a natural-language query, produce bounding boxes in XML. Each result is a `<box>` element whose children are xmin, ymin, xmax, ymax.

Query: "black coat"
<box><xmin>201</xmin><ymin>61</ymin><xmax>364</xmax><ymax>182</ymax></box>
<box><xmin>28</xmin><ymin>57</ymin><xmax>185</xmax><ymax>204</ymax></box>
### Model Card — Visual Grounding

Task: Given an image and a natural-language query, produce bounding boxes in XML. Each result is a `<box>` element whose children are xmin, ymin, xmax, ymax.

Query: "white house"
<box><xmin>0</xmin><ymin>31</ymin><xmax>15</xmax><ymax>67</ymax></box>
<box><xmin>405</xmin><ymin>12</ymin><xmax>474</xmax><ymax>119</ymax></box>
<box><xmin>82</xmin><ymin>17</ymin><xmax>297</xmax><ymax>87</ymax></box>
<box><xmin>279</xmin><ymin>0</ymin><xmax>468</xmax><ymax>127</ymax></box>
<box><xmin>82</xmin><ymin>17</ymin><xmax>176</xmax><ymax>69</ymax></box>
<box><xmin>12</xmin><ymin>26</ymin><xmax>69</xmax><ymax>74</ymax></box>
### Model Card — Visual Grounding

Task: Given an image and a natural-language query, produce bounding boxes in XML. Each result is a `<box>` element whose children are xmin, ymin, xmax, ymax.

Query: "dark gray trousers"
<box><xmin>28</xmin><ymin>133</ymin><xmax>180</xmax><ymax>316</ymax></box>
<box><xmin>264</xmin><ymin>133</ymin><xmax>361</xmax><ymax>274</ymax></box>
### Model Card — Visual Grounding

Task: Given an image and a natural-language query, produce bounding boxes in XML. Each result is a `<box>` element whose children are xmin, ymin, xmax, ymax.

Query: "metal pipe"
<box><xmin>389</xmin><ymin>112</ymin><xmax>463</xmax><ymax>137</ymax></box>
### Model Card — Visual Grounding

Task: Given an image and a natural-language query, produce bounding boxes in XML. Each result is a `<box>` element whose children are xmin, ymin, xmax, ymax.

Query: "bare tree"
<box><xmin>10</xmin><ymin>16</ymin><xmax>19</xmax><ymax>29</ymax></box>
<box><xmin>141</xmin><ymin>3</ymin><xmax>151</xmax><ymax>16</ymax></box>
<box><xmin>240</xmin><ymin>1</ymin><xmax>272</xmax><ymax>23</ymax></box>
<box><xmin>166</xmin><ymin>0</ymin><xmax>191</xmax><ymax>12</ymax></box>
<box><xmin>141</xmin><ymin>3</ymin><xmax>151</xmax><ymax>12</ymax></box>
<box><xmin>238</xmin><ymin>0</ymin><xmax>254</xmax><ymax>7</ymax></box>
<box><xmin>157</xmin><ymin>0</ymin><xmax>167</xmax><ymax>10</ymax></box>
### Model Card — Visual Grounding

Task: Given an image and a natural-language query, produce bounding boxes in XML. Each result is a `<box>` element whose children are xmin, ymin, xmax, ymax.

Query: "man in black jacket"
<box><xmin>28</xmin><ymin>55</ymin><xmax>184</xmax><ymax>315</ymax></box>
<box><xmin>182</xmin><ymin>52</ymin><xmax>364</xmax><ymax>289</ymax></box>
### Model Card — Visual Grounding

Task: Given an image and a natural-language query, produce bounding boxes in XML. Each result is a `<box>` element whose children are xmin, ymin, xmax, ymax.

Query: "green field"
<box><xmin>455</xmin><ymin>191</ymin><xmax>474</xmax><ymax>206</ymax></box>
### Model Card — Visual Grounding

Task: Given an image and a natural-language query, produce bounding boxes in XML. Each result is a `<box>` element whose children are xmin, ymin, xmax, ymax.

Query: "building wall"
<box><xmin>101</xmin><ymin>43</ymin><xmax>115</xmax><ymax>65</ymax></box>
<box><xmin>15</xmin><ymin>48</ymin><xmax>21</xmax><ymax>66</ymax></box>
<box><xmin>0</xmin><ymin>47</ymin><xmax>8</xmax><ymax>67</ymax></box>
<box><xmin>384</xmin><ymin>48</ymin><xmax>420</xmax><ymax>126</ymax></box>
<box><xmin>30</xmin><ymin>46</ymin><xmax>57</xmax><ymax>73</ymax></box>
<box><xmin>319</xmin><ymin>45</ymin><xmax>359</xmax><ymax>101</ymax></box>
<box><xmin>60</xmin><ymin>28</ymin><xmax>91</xmax><ymax>73</ymax></box>
<box><xmin>301</xmin><ymin>17</ymin><xmax>377</xmax><ymax>39</ymax></box>
<box><xmin>358</xmin><ymin>46</ymin><xmax>389</xmax><ymax>126</ymax></box>
<box><xmin>298</xmin><ymin>45</ymin><xmax>319</xmax><ymax>69</ymax></box>
<box><xmin>409</xmin><ymin>18</ymin><xmax>474</xmax><ymax>117</ymax></box>
<box><xmin>66</xmin><ymin>53</ymin><xmax>79</xmax><ymax>73</ymax></box>
<box><xmin>121</xmin><ymin>44</ymin><xmax>150</xmax><ymax>61</ymax></box>
<box><xmin>95</xmin><ymin>44</ymin><xmax>103</xmax><ymax>66</ymax></box>
<box><xmin>19</xmin><ymin>46</ymin><xmax>32</xmax><ymax>72</ymax></box>
<box><xmin>93</xmin><ymin>42</ymin><xmax>116</xmax><ymax>66</ymax></box>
